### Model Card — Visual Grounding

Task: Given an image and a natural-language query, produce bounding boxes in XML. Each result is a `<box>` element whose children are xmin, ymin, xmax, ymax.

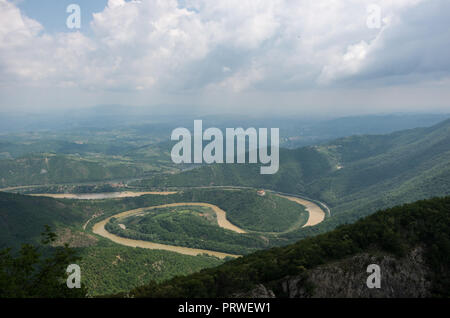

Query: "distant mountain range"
<box><xmin>1</xmin><ymin>107</ymin><xmax>448</xmax><ymax>145</ymax></box>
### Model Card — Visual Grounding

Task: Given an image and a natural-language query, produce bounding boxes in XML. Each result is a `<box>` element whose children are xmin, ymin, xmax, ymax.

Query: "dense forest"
<box><xmin>0</xmin><ymin>226</ymin><xmax>87</xmax><ymax>298</ymax></box>
<box><xmin>1</xmin><ymin>119</ymin><xmax>450</xmax><ymax>297</ymax></box>
<box><xmin>78</xmin><ymin>240</ymin><xmax>222</xmax><ymax>296</ymax></box>
<box><xmin>0</xmin><ymin>192</ymin><xmax>87</xmax><ymax>249</ymax></box>
<box><xmin>3</xmin><ymin>196</ymin><xmax>449</xmax><ymax>297</ymax></box>
<box><xmin>125</xmin><ymin>196</ymin><xmax>450</xmax><ymax>298</ymax></box>
<box><xmin>173</xmin><ymin>190</ymin><xmax>308</xmax><ymax>232</ymax></box>
<box><xmin>0</xmin><ymin>189</ymin><xmax>309</xmax><ymax>295</ymax></box>
<box><xmin>132</xmin><ymin>119</ymin><xmax>450</xmax><ymax>242</ymax></box>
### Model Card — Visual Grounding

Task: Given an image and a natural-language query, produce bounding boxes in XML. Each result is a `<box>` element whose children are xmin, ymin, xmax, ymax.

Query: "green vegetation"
<box><xmin>0</xmin><ymin>189</ymin><xmax>309</xmax><ymax>295</ymax></box>
<box><xmin>134</xmin><ymin>119</ymin><xmax>450</xmax><ymax>242</ymax></box>
<box><xmin>79</xmin><ymin>188</ymin><xmax>309</xmax><ymax>254</ymax></box>
<box><xmin>126</xmin><ymin>196</ymin><xmax>450</xmax><ymax>298</ymax></box>
<box><xmin>106</xmin><ymin>206</ymin><xmax>269</xmax><ymax>254</ymax></box>
<box><xmin>3</xmin><ymin>195</ymin><xmax>449</xmax><ymax>298</ymax></box>
<box><xmin>177</xmin><ymin>189</ymin><xmax>308</xmax><ymax>233</ymax></box>
<box><xmin>0</xmin><ymin>192</ymin><xmax>87</xmax><ymax>249</ymax></box>
<box><xmin>78</xmin><ymin>240</ymin><xmax>222</xmax><ymax>296</ymax></box>
<box><xmin>0</xmin><ymin>226</ymin><xmax>87</xmax><ymax>298</ymax></box>
<box><xmin>133</xmin><ymin>146</ymin><xmax>332</xmax><ymax>195</ymax></box>
<box><xmin>0</xmin><ymin>124</ymin><xmax>182</xmax><ymax>188</ymax></box>
<box><xmin>0</xmin><ymin>191</ymin><xmax>194</xmax><ymax>250</ymax></box>
<box><xmin>0</xmin><ymin>154</ymin><xmax>144</xmax><ymax>188</ymax></box>
<box><xmin>17</xmin><ymin>183</ymin><xmax>119</xmax><ymax>195</ymax></box>
<box><xmin>61</xmin><ymin>188</ymin><xmax>307</xmax><ymax>236</ymax></box>
<box><xmin>0</xmin><ymin>193</ymin><xmax>227</xmax><ymax>296</ymax></box>
<box><xmin>2</xmin><ymin>118</ymin><xmax>450</xmax><ymax>297</ymax></box>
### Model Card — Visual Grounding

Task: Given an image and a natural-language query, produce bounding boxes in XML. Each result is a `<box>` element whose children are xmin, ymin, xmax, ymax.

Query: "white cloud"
<box><xmin>0</xmin><ymin>0</ymin><xmax>449</xmax><ymax>111</ymax></box>
<box><xmin>319</xmin><ymin>40</ymin><xmax>370</xmax><ymax>84</ymax></box>
<box><xmin>207</xmin><ymin>60</ymin><xmax>265</xmax><ymax>93</ymax></box>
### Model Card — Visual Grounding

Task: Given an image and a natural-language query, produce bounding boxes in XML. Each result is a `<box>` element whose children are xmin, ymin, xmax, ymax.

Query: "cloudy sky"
<box><xmin>0</xmin><ymin>0</ymin><xmax>449</xmax><ymax>116</ymax></box>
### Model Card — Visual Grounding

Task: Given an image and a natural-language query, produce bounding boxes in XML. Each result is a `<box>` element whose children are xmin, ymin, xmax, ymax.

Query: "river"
<box><xmin>92</xmin><ymin>203</ymin><xmax>244</xmax><ymax>259</ymax></box>
<box><xmin>29</xmin><ymin>191</ymin><xmax>176</xmax><ymax>200</ymax></box>
<box><xmin>30</xmin><ymin>189</ymin><xmax>327</xmax><ymax>258</ymax></box>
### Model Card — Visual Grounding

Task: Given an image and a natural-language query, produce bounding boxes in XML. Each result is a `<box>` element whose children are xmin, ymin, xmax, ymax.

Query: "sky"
<box><xmin>0</xmin><ymin>0</ymin><xmax>450</xmax><ymax>116</ymax></box>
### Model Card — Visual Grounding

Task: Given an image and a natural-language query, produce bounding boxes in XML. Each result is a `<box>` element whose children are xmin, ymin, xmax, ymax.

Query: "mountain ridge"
<box><xmin>134</xmin><ymin>118</ymin><xmax>450</xmax><ymax>233</ymax></box>
<box><xmin>126</xmin><ymin>196</ymin><xmax>450</xmax><ymax>298</ymax></box>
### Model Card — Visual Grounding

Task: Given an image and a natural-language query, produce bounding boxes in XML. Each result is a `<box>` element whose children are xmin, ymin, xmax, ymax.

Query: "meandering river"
<box><xmin>29</xmin><ymin>191</ymin><xmax>176</xmax><ymax>200</ymax></box>
<box><xmin>277</xmin><ymin>195</ymin><xmax>326</xmax><ymax>227</ymax></box>
<box><xmin>30</xmin><ymin>189</ymin><xmax>327</xmax><ymax>258</ymax></box>
<box><xmin>92</xmin><ymin>203</ymin><xmax>244</xmax><ymax>259</ymax></box>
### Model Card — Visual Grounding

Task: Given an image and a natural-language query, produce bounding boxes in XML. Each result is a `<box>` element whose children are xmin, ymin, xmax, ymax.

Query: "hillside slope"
<box><xmin>134</xmin><ymin>146</ymin><xmax>333</xmax><ymax>194</ymax></box>
<box><xmin>0</xmin><ymin>154</ymin><xmax>144</xmax><ymax>187</ymax></box>
<box><xmin>135</xmin><ymin>118</ymin><xmax>450</xmax><ymax>234</ymax></box>
<box><xmin>127</xmin><ymin>196</ymin><xmax>450</xmax><ymax>298</ymax></box>
<box><xmin>0</xmin><ymin>192</ymin><xmax>88</xmax><ymax>249</ymax></box>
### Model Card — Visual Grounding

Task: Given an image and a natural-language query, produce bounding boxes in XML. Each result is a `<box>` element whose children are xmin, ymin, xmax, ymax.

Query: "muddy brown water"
<box><xmin>31</xmin><ymin>190</ymin><xmax>325</xmax><ymax>258</ymax></box>
<box><xmin>92</xmin><ymin>203</ymin><xmax>243</xmax><ymax>259</ymax></box>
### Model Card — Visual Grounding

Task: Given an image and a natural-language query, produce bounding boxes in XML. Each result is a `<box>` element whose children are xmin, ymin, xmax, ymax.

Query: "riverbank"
<box><xmin>92</xmin><ymin>204</ymin><xmax>242</xmax><ymax>259</ymax></box>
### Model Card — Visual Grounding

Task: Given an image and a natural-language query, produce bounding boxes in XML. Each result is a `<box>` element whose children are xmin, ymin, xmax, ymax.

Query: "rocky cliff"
<box><xmin>235</xmin><ymin>247</ymin><xmax>432</xmax><ymax>298</ymax></box>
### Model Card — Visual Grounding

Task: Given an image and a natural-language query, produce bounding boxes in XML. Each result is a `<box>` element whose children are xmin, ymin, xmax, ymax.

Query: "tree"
<box><xmin>0</xmin><ymin>225</ymin><xmax>87</xmax><ymax>298</ymax></box>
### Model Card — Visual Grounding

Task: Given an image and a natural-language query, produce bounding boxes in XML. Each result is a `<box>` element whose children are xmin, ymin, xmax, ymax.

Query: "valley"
<box><xmin>92</xmin><ymin>204</ymin><xmax>242</xmax><ymax>259</ymax></box>
<box><xmin>125</xmin><ymin>196</ymin><xmax>450</xmax><ymax>298</ymax></box>
<box><xmin>2</xmin><ymin>0</ymin><xmax>449</xmax><ymax>302</ymax></box>
<box><xmin>87</xmin><ymin>191</ymin><xmax>322</xmax><ymax>258</ymax></box>
<box><xmin>1</xmin><ymin>114</ymin><xmax>449</xmax><ymax>297</ymax></box>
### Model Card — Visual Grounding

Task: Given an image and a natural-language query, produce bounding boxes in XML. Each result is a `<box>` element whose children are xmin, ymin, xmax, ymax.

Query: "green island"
<box><xmin>106</xmin><ymin>205</ymin><xmax>269</xmax><ymax>255</ymax></box>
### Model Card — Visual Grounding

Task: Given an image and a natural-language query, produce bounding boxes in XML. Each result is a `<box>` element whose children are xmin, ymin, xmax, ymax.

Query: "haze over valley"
<box><xmin>1</xmin><ymin>0</ymin><xmax>449</xmax><ymax>301</ymax></box>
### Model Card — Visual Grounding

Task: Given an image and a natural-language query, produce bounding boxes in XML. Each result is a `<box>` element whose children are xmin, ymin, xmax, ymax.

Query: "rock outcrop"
<box><xmin>235</xmin><ymin>247</ymin><xmax>431</xmax><ymax>298</ymax></box>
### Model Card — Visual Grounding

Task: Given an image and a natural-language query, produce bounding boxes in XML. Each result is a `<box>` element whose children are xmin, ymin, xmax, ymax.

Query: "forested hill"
<box><xmin>0</xmin><ymin>192</ymin><xmax>87</xmax><ymax>249</ymax></box>
<box><xmin>0</xmin><ymin>154</ymin><xmax>144</xmax><ymax>188</ymax></box>
<box><xmin>309</xmin><ymin>117</ymin><xmax>450</xmax><ymax>212</ymax></box>
<box><xmin>126</xmin><ymin>196</ymin><xmax>450</xmax><ymax>298</ymax></box>
<box><xmin>134</xmin><ymin>118</ymin><xmax>450</xmax><ymax>228</ymax></box>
